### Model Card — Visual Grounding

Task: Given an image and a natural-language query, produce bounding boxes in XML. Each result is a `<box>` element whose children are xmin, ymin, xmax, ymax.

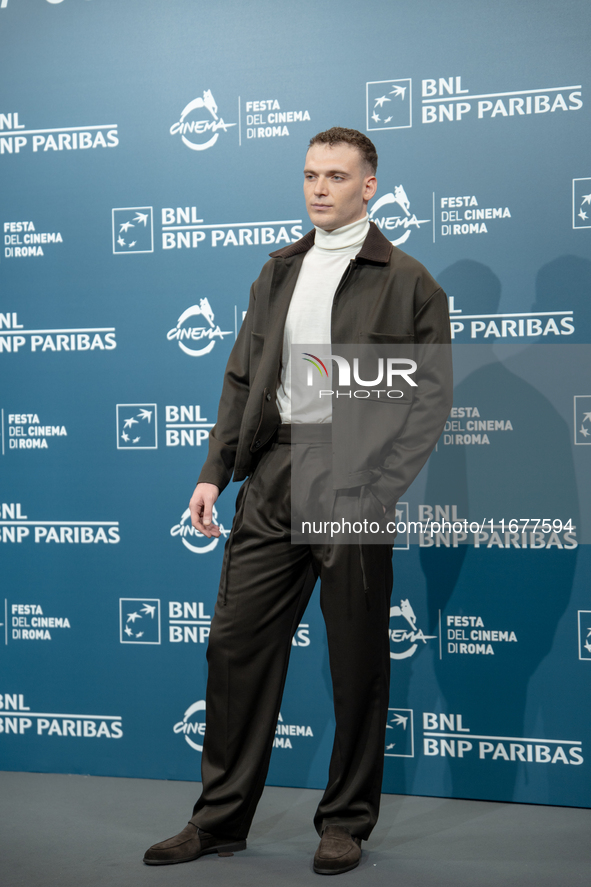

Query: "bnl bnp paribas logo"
<box><xmin>574</xmin><ymin>396</ymin><xmax>591</xmax><ymax>445</ymax></box>
<box><xmin>366</xmin><ymin>80</ymin><xmax>412</xmax><ymax>130</ymax></box>
<box><xmin>578</xmin><ymin>611</ymin><xmax>591</xmax><ymax>660</ymax></box>
<box><xmin>367</xmin><ymin>76</ymin><xmax>582</xmax><ymax>128</ymax></box>
<box><xmin>572</xmin><ymin>179</ymin><xmax>591</xmax><ymax>230</ymax></box>
<box><xmin>116</xmin><ymin>405</ymin><xmax>157</xmax><ymax>449</ymax></box>
<box><xmin>119</xmin><ymin>599</ymin><xmax>161</xmax><ymax>645</ymax></box>
<box><xmin>170</xmin><ymin>90</ymin><xmax>236</xmax><ymax>152</ymax></box>
<box><xmin>111</xmin><ymin>207</ymin><xmax>154</xmax><ymax>254</ymax></box>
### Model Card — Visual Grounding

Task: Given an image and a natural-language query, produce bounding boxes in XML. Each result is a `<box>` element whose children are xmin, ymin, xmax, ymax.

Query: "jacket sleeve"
<box><xmin>196</xmin><ymin>281</ymin><xmax>257</xmax><ymax>493</ymax></box>
<box><xmin>370</xmin><ymin>286</ymin><xmax>453</xmax><ymax>511</ymax></box>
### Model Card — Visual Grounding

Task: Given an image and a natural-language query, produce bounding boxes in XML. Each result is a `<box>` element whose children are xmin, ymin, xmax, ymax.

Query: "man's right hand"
<box><xmin>189</xmin><ymin>482</ymin><xmax>221</xmax><ymax>537</ymax></box>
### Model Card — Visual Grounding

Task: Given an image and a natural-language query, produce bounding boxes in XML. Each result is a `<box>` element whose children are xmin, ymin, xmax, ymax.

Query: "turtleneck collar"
<box><xmin>314</xmin><ymin>213</ymin><xmax>370</xmax><ymax>251</ymax></box>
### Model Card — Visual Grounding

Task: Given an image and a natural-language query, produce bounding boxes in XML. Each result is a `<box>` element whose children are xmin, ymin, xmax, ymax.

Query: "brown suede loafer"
<box><xmin>143</xmin><ymin>822</ymin><xmax>246</xmax><ymax>865</ymax></box>
<box><xmin>313</xmin><ymin>825</ymin><xmax>362</xmax><ymax>875</ymax></box>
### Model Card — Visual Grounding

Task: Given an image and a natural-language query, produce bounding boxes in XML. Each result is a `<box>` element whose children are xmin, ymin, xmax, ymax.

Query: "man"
<box><xmin>144</xmin><ymin>128</ymin><xmax>451</xmax><ymax>874</ymax></box>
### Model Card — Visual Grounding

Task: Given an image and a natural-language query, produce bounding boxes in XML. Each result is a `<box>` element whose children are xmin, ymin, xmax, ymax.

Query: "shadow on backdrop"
<box><xmin>419</xmin><ymin>259</ymin><xmax>579</xmax><ymax>803</ymax></box>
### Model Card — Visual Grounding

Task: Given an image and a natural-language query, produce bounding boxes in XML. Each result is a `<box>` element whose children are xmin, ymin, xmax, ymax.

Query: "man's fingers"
<box><xmin>202</xmin><ymin>498</ymin><xmax>213</xmax><ymax>526</ymax></box>
<box><xmin>189</xmin><ymin>484</ymin><xmax>220</xmax><ymax>536</ymax></box>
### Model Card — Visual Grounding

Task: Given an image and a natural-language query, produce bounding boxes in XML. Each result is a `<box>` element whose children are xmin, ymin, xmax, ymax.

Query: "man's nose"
<box><xmin>314</xmin><ymin>176</ymin><xmax>329</xmax><ymax>195</ymax></box>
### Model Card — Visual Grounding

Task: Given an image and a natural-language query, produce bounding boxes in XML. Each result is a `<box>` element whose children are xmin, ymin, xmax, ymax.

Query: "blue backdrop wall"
<box><xmin>1</xmin><ymin>0</ymin><xmax>591</xmax><ymax>809</ymax></box>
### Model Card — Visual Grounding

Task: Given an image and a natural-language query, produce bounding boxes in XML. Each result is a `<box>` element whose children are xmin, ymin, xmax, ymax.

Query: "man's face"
<box><xmin>303</xmin><ymin>143</ymin><xmax>377</xmax><ymax>232</ymax></box>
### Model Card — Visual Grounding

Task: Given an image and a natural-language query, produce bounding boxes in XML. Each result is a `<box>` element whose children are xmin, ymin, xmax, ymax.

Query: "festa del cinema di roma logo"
<box><xmin>167</xmin><ymin>299</ymin><xmax>232</xmax><ymax>357</ymax></box>
<box><xmin>173</xmin><ymin>701</ymin><xmax>313</xmax><ymax>753</ymax></box>
<box><xmin>389</xmin><ymin>599</ymin><xmax>436</xmax><ymax>659</ymax></box>
<box><xmin>369</xmin><ymin>185</ymin><xmax>430</xmax><ymax>247</ymax></box>
<box><xmin>170</xmin><ymin>505</ymin><xmax>230</xmax><ymax>554</ymax></box>
<box><xmin>170</xmin><ymin>90</ymin><xmax>236</xmax><ymax>152</ymax></box>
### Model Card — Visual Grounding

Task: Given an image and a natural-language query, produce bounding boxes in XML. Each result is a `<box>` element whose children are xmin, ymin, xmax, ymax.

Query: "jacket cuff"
<box><xmin>196</xmin><ymin>466</ymin><xmax>227</xmax><ymax>494</ymax></box>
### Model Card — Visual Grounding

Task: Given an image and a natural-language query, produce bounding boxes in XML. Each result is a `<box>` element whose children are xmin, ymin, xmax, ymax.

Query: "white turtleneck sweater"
<box><xmin>276</xmin><ymin>213</ymin><xmax>370</xmax><ymax>424</ymax></box>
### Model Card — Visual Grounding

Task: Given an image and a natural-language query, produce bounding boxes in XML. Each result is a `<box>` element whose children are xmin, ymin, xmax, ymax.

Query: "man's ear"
<box><xmin>364</xmin><ymin>175</ymin><xmax>378</xmax><ymax>202</ymax></box>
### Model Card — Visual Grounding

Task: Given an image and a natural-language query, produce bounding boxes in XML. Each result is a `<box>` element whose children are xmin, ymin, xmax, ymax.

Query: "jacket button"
<box><xmin>266</xmin><ymin>393</ymin><xmax>271</xmax><ymax>401</ymax></box>
<box><xmin>254</xmin><ymin>440</ymin><xmax>261</xmax><ymax>448</ymax></box>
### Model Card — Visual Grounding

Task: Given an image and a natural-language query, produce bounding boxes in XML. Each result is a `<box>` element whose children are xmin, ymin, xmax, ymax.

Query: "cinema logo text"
<box><xmin>439</xmin><ymin>194</ymin><xmax>511</xmax><ymax>238</ymax></box>
<box><xmin>0</xmin><ymin>502</ymin><xmax>120</xmax><ymax>545</ymax></box>
<box><xmin>422</xmin><ymin>712</ymin><xmax>583</xmax><ymax>765</ymax></box>
<box><xmin>0</xmin><ymin>313</ymin><xmax>116</xmax><ymax>354</ymax></box>
<box><xmin>445</xmin><ymin>614</ymin><xmax>517</xmax><ymax>657</ymax></box>
<box><xmin>0</xmin><ymin>112</ymin><xmax>118</xmax><ymax>155</ymax></box>
<box><xmin>369</xmin><ymin>186</ymin><xmax>430</xmax><ymax>247</ymax></box>
<box><xmin>389</xmin><ymin>599</ymin><xmax>437</xmax><ymax>660</ymax></box>
<box><xmin>4</xmin><ymin>220</ymin><xmax>63</xmax><ymax>259</ymax></box>
<box><xmin>2</xmin><ymin>411</ymin><xmax>67</xmax><ymax>452</ymax></box>
<box><xmin>274</xmin><ymin>711</ymin><xmax>314</xmax><ymax>750</ymax></box>
<box><xmin>0</xmin><ymin>693</ymin><xmax>122</xmax><ymax>740</ymax></box>
<box><xmin>167</xmin><ymin>301</ymin><xmax>232</xmax><ymax>357</ymax></box>
<box><xmin>170</xmin><ymin>90</ymin><xmax>235</xmax><ymax>152</ymax></box>
<box><xmin>173</xmin><ymin>701</ymin><xmax>316</xmax><ymax>754</ymax></box>
<box><xmin>6</xmin><ymin>603</ymin><xmax>71</xmax><ymax>643</ymax></box>
<box><xmin>244</xmin><ymin>98</ymin><xmax>311</xmax><ymax>141</ymax></box>
<box><xmin>443</xmin><ymin>406</ymin><xmax>513</xmax><ymax>447</ymax></box>
<box><xmin>174</xmin><ymin>699</ymin><xmax>206</xmax><ymax>751</ymax></box>
<box><xmin>170</xmin><ymin>505</ymin><xmax>230</xmax><ymax>554</ymax></box>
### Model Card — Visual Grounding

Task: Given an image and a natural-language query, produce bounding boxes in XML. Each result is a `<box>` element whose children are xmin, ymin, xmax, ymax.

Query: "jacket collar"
<box><xmin>268</xmin><ymin>221</ymin><xmax>392</xmax><ymax>264</ymax></box>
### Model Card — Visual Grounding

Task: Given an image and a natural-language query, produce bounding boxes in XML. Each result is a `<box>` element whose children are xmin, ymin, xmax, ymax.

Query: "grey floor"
<box><xmin>0</xmin><ymin>771</ymin><xmax>589</xmax><ymax>887</ymax></box>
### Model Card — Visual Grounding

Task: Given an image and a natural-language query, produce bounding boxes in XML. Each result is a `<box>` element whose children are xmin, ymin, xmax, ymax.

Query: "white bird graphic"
<box><xmin>136</xmin><ymin>631</ymin><xmax>144</xmax><ymax>638</ymax></box>
<box><xmin>127</xmin><ymin>612</ymin><xmax>141</xmax><ymax>623</ymax></box>
<box><xmin>581</xmin><ymin>194</ymin><xmax>591</xmax><ymax>205</ymax></box>
<box><xmin>138</xmin><ymin>409</ymin><xmax>152</xmax><ymax>422</ymax></box>
<box><xmin>386</xmin><ymin>743</ymin><xmax>395</xmax><ymax>750</ymax></box>
<box><xmin>134</xmin><ymin>212</ymin><xmax>149</xmax><ymax>226</ymax></box>
<box><xmin>390</xmin><ymin>84</ymin><xmax>406</xmax><ymax>99</ymax></box>
<box><xmin>124</xmin><ymin>626</ymin><xmax>133</xmax><ymax>637</ymax></box>
<box><xmin>128</xmin><ymin>241</ymin><xmax>136</xmax><ymax>248</ymax></box>
<box><xmin>124</xmin><ymin>417</ymin><xmax>139</xmax><ymax>429</ymax></box>
<box><xmin>374</xmin><ymin>95</ymin><xmax>390</xmax><ymax>108</ymax></box>
<box><xmin>583</xmin><ymin>412</ymin><xmax>591</xmax><ymax>422</ymax></box>
<box><xmin>121</xmin><ymin>432</ymin><xmax>130</xmax><ymax>442</ymax></box>
<box><xmin>390</xmin><ymin>713</ymin><xmax>408</xmax><ymax>729</ymax></box>
<box><xmin>141</xmin><ymin>604</ymin><xmax>156</xmax><ymax>618</ymax></box>
<box><xmin>372</xmin><ymin>111</ymin><xmax>380</xmax><ymax>123</ymax></box>
<box><xmin>579</xmin><ymin>210</ymin><xmax>588</xmax><ymax>221</ymax></box>
<box><xmin>117</xmin><ymin>236</ymin><xmax>126</xmax><ymax>247</ymax></box>
<box><xmin>120</xmin><ymin>221</ymin><xmax>134</xmax><ymax>233</ymax></box>
<box><xmin>132</xmin><ymin>436</ymin><xmax>140</xmax><ymax>443</ymax></box>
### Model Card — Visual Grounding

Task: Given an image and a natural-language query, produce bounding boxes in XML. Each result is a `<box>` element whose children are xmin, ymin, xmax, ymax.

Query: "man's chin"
<box><xmin>310</xmin><ymin>216</ymin><xmax>335</xmax><ymax>231</ymax></box>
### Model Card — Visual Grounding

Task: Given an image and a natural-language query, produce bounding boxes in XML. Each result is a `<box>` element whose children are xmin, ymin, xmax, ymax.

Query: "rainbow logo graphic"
<box><xmin>302</xmin><ymin>352</ymin><xmax>329</xmax><ymax>381</ymax></box>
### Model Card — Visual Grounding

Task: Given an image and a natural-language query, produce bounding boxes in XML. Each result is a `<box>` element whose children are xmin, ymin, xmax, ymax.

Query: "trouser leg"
<box><xmin>312</xmin><ymin>543</ymin><xmax>393</xmax><ymax>841</ymax></box>
<box><xmin>191</xmin><ymin>444</ymin><xmax>316</xmax><ymax>839</ymax></box>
